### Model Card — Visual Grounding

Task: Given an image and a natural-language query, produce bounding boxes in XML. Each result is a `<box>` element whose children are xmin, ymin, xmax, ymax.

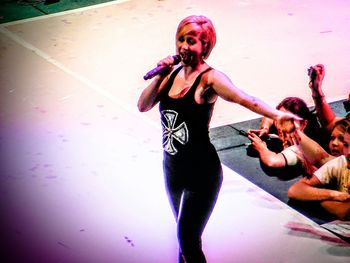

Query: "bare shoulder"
<box><xmin>207</xmin><ymin>68</ymin><xmax>229</xmax><ymax>82</ymax></box>
<box><xmin>205</xmin><ymin>69</ymin><xmax>235</xmax><ymax>90</ymax></box>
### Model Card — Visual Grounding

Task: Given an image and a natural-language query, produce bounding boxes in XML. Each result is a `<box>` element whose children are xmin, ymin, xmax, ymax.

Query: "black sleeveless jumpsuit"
<box><xmin>158</xmin><ymin>66</ymin><xmax>223</xmax><ymax>263</ymax></box>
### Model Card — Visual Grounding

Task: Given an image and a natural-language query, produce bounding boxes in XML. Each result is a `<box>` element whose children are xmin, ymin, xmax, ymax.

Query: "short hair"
<box><xmin>176</xmin><ymin>15</ymin><xmax>216</xmax><ymax>59</ymax></box>
<box><xmin>276</xmin><ymin>97</ymin><xmax>322</xmax><ymax>143</ymax></box>
<box><xmin>276</xmin><ymin>97</ymin><xmax>310</xmax><ymax>120</ymax></box>
<box><xmin>333</xmin><ymin>116</ymin><xmax>350</xmax><ymax>134</ymax></box>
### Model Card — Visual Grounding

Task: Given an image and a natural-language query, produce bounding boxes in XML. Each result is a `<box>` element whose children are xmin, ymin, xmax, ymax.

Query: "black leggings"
<box><xmin>164</xmin><ymin>156</ymin><xmax>223</xmax><ymax>263</ymax></box>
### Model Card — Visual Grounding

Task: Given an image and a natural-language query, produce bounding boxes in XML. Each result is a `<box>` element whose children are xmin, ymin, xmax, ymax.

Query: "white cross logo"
<box><xmin>161</xmin><ymin>110</ymin><xmax>189</xmax><ymax>155</ymax></box>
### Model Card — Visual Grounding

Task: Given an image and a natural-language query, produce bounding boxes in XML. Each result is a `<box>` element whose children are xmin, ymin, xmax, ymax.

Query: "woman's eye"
<box><xmin>188</xmin><ymin>39</ymin><xmax>195</xmax><ymax>45</ymax></box>
<box><xmin>178</xmin><ymin>36</ymin><xmax>184</xmax><ymax>42</ymax></box>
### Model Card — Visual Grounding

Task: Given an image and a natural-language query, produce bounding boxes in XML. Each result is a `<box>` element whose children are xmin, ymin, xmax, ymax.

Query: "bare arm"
<box><xmin>309</xmin><ymin>64</ymin><xmax>338</xmax><ymax>131</ymax></box>
<box><xmin>247</xmin><ymin>132</ymin><xmax>286</xmax><ymax>168</ymax></box>
<box><xmin>208</xmin><ymin>70</ymin><xmax>293</xmax><ymax>121</ymax></box>
<box><xmin>320</xmin><ymin>200</ymin><xmax>350</xmax><ymax>220</ymax></box>
<box><xmin>296</xmin><ymin>129</ymin><xmax>335</xmax><ymax>168</ymax></box>
<box><xmin>137</xmin><ymin>75</ymin><xmax>167</xmax><ymax>112</ymax></box>
<box><xmin>137</xmin><ymin>56</ymin><xmax>177</xmax><ymax>112</ymax></box>
<box><xmin>288</xmin><ymin>175</ymin><xmax>350</xmax><ymax>201</ymax></box>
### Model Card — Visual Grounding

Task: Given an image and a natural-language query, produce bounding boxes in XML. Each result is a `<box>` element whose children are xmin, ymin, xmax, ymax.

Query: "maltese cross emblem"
<box><xmin>161</xmin><ymin>110</ymin><xmax>189</xmax><ymax>155</ymax></box>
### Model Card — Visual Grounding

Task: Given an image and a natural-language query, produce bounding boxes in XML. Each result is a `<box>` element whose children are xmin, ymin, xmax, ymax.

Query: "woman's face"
<box><xmin>176</xmin><ymin>23</ymin><xmax>204</xmax><ymax>66</ymax></box>
<box><xmin>329</xmin><ymin>126</ymin><xmax>345</xmax><ymax>156</ymax></box>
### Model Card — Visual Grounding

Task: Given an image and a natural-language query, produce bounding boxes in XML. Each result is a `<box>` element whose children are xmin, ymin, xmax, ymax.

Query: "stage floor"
<box><xmin>1</xmin><ymin>0</ymin><xmax>350</xmax><ymax>262</ymax></box>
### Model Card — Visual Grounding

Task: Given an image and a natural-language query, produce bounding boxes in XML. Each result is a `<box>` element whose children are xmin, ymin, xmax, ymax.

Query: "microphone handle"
<box><xmin>143</xmin><ymin>66</ymin><xmax>168</xmax><ymax>80</ymax></box>
<box><xmin>143</xmin><ymin>55</ymin><xmax>181</xmax><ymax>80</ymax></box>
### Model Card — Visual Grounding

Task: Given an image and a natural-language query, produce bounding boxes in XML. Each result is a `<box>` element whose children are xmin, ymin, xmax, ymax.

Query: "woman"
<box><xmin>137</xmin><ymin>15</ymin><xmax>299</xmax><ymax>263</ymax></box>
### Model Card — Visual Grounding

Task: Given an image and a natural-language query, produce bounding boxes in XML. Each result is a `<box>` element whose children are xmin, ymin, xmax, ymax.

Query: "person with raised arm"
<box><xmin>288</xmin><ymin>125</ymin><xmax>350</xmax><ymax>220</ymax></box>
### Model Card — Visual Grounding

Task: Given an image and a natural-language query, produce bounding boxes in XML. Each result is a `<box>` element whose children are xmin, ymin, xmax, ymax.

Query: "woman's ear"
<box><xmin>202</xmin><ymin>42</ymin><xmax>209</xmax><ymax>58</ymax></box>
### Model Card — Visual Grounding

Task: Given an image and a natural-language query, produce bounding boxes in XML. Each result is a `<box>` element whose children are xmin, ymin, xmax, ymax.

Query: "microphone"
<box><xmin>143</xmin><ymin>55</ymin><xmax>181</xmax><ymax>80</ymax></box>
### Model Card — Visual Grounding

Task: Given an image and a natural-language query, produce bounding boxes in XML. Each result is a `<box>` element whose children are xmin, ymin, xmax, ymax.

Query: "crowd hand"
<box><xmin>275</xmin><ymin>113</ymin><xmax>301</xmax><ymax>146</ymax></box>
<box><xmin>248</xmin><ymin>127</ymin><xmax>269</xmax><ymax>138</ymax></box>
<box><xmin>309</xmin><ymin>64</ymin><xmax>325</xmax><ymax>92</ymax></box>
<box><xmin>247</xmin><ymin>131</ymin><xmax>267</xmax><ymax>152</ymax></box>
<box><xmin>330</xmin><ymin>190</ymin><xmax>350</xmax><ymax>202</ymax></box>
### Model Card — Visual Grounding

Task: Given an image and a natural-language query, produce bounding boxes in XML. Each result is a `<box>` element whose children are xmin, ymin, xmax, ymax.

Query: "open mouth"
<box><xmin>330</xmin><ymin>149</ymin><xmax>341</xmax><ymax>156</ymax></box>
<box><xmin>180</xmin><ymin>52</ymin><xmax>191</xmax><ymax>64</ymax></box>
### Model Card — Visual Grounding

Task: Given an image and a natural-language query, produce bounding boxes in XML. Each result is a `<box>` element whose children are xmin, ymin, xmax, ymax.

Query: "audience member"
<box><xmin>307</xmin><ymin>64</ymin><xmax>341</xmax><ymax>132</ymax></box>
<box><xmin>287</xmin><ymin>126</ymin><xmax>350</xmax><ymax>221</ymax></box>
<box><xmin>295</xmin><ymin>116</ymin><xmax>350</xmax><ymax>169</ymax></box>
<box><xmin>247</xmin><ymin>97</ymin><xmax>321</xmax><ymax>179</ymax></box>
<box><xmin>252</xmin><ymin>64</ymin><xmax>348</xmax><ymax>151</ymax></box>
